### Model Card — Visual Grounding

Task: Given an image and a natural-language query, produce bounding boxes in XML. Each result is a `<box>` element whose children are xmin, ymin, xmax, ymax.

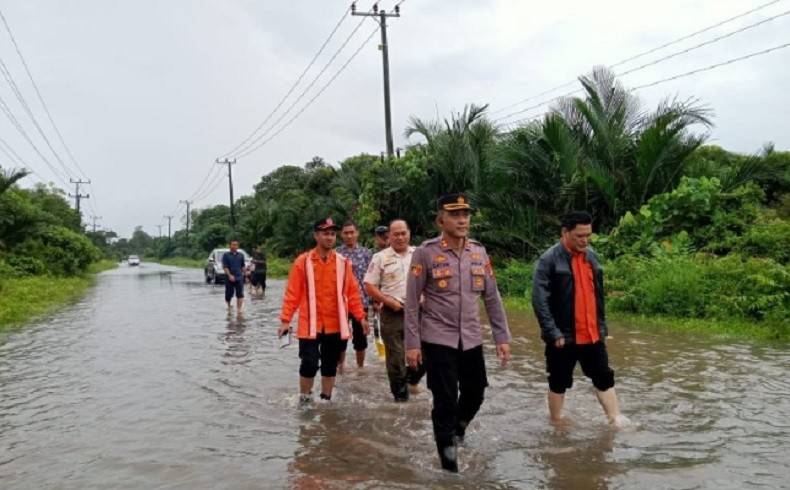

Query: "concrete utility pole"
<box><xmin>89</xmin><ymin>215</ymin><xmax>102</xmax><ymax>233</ymax></box>
<box><xmin>180</xmin><ymin>200</ymin><xmax>193</xmax><ymax>240</ymax></box>
<box><xmin>215</xmin><ymin>158</ymin><xmax>237</xmax><ymax>228</ymax></box>
<box><xmin>69</xmin><ymin>178</ymin><xmax>90</xmax><ymax>216</ymax></box>
<box><xmin>163</xmin><ymin>215</ymin><xmax>173</xmax><ymax>239</ymax></box>
<box><xmin>352</xmin><ymin>2</ymin><xmax>401</xmax><ymax>158</ymax></box>
<box><xmin>156</xmin><ymin>224</ymin><xmax>164</xmax><ymax>238</ymax></box>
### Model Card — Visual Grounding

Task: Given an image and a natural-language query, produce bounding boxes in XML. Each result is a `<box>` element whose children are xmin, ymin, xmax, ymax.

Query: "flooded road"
<box><xmin>1</xmin><ymin>263</ymin><xmax>788</xmax><ymax>489</ymax></box>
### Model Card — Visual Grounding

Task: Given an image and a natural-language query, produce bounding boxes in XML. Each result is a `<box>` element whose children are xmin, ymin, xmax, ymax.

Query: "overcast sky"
<box><xmin>1</xmin><ymin>0</ymin><xmax>788</xmax><ymax>238</ymax></box>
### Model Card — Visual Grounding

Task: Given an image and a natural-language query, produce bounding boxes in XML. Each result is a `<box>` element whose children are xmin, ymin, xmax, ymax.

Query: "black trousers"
<box><xmin>422</xmin><ymin>342</ymin><xmax>488</xmax><ymax>444</ymax></box>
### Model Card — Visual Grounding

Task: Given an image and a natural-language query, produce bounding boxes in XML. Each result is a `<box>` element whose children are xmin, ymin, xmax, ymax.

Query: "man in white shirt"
<box><xmin>364</xmin><ymin>219</ymin><xmax>425</xmax><ymax>402</ymax></box>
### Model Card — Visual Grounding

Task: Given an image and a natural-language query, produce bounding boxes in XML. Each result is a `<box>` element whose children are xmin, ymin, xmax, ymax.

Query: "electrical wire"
<box><xmin>0</xmin><ymin>6</ymin><xmax>92</xmax><ymax>182</ymax></box>
<box><xmin>500</xmin><ymin>40</ymin><xmax>790</xmax><ymax>129</ymax></box>
<box><xmin>494</xmin><ymin>8</ymin><xmax>790</xmax><ymax>124</ymax></box>
<box><xmin>491</xmin><ymin>0</ymin><xmax>788</xmax><ymax>116</ymax></box>
<box><xmin>230</xmin><ymin>8</ymin><xmax>374</xmax><ymax>158</ymax></box>
<box><xmin>217</xmin><ymin>2</ymin><xmax>354</xmax><ymax>159</ymax></box>
<box><xmin>0</xmin><ymin>93</ymin><xmax>71</xmax><ymax>187</ymax></box>
<box><xmin>236</xmin><ymin>25</ymin><xmax>381</xmax><ymax>158</ymax></box>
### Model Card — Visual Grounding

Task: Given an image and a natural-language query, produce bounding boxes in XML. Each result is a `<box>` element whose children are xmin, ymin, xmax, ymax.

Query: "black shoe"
<box><xmin>319</xmin><ymin>393</ymin><xmax>331</xmax><ymax>401</ymax></box>
<box><xmin>436</xmin><ymin>438</ymin><xmax>459</xmax><ymax>473</ymax></box>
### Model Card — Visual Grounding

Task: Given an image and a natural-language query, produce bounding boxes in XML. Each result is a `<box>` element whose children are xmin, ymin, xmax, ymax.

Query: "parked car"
<box><xmin>128</xmin><ymin>255</ymin><xmax>141</xmax><ymax>266</ymax></box>
<box><xmin>204</xmin><ymin>248</ymin><xmax>250</xmax><ymax>284</ymax></box>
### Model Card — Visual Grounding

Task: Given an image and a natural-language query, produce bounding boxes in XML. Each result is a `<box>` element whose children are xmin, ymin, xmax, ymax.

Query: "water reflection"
<box><xmin>0</xmin><ymin>264</ymin><xmax>788</xmax><ymax>489</ymax></box>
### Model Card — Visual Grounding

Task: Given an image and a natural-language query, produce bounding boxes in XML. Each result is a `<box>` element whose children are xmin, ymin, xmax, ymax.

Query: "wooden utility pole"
<box><xmin>69</xmin><ymin>178</ymin><xmax>90</xmax><ymax>216</ymax></box>
<box><xmin>89</xmin><ymin>214</ymin><xmax>102</xmax><ymax>233</ymax></box>
<box><xmin>180</xmin><ymin>199</ymin><xmax>193</xmax><ymax>240</ymax></box>
<box><xmin>352</xmin><ymin>2</ymin><xmax>401</xmax><ymax>158</ymax></box>
<box><xmin>215</xmin><ymin>158</ymin><xmax>236</xmax><ymax>228</ymax></box>
<box><xmin>163</xmin><ymin>215</ymin><xmax>173</xmax><ymax>239</ymax></box>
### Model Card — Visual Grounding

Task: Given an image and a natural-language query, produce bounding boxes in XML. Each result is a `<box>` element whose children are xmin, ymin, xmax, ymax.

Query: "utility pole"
<box><xmin>155</xmin><ymin>224</ymin><xmax>164</xmax><ymax>238</ymax></box>
<box><xmin>89</xmin><ymin>215</ymin><xmax>102</xmax><ymax>233</ymax></box>
<box><xmin>352</xmin><ymin>2</ymin><xmax>401</xmax><ymax>158</ymax></box>
<box><xmin>69</xmin><ymin>178</ymin><xmax>90</xmax><ymax>216</ymax></box>
<box><xmin>180</xmin><ymin>200</ymin><xmax>193</xmax><ymax>240</ymax></box>
<box><xmin>215</xmin><ymin>158</ymin><xmax>236</xmax><ymax>228</ymax></box>
<box><xmin>163</xmin><ymin>215</ymin><xmax>173</xmax><ymax>239</ymax></box>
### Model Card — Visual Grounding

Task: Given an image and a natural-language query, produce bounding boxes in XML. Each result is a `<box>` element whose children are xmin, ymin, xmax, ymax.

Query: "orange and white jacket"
<box><xmin>280</xmin><ymin>248</ymin><xmax>366</xmax><ymax>340</ymax></box>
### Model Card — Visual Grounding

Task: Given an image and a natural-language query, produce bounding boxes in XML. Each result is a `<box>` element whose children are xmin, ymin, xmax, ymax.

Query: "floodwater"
<box><xmin>0</xmin><ymin>263</ymin><xmax>788</xmax><ymax>489</ymax></box>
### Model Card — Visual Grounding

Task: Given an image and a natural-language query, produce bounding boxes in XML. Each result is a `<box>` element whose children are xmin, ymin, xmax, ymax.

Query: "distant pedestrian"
<box><xmin>532</xmin><ymin>211</ymin><xmax>625</xmax><ymax>426</ymax></box>
<box><xmin>250</xmin><ymin>245</ymin><xmax>267</xmax><ymax>295</ymax></box>
<box><xmin>279</xmin><ymin>217</ymin><xmax>369</xmax><ymax>406</ymax></box>
<box><xmin>364</xmin><ymin>219</ymin><xmax>426</xmax><ymax>402</ymax></box>
<box><xmin>335</xmin><ymin>220</ymin><xmax>373</xmax><ymax>371</ymax></box>
<box><xmin>222</xmin><ymin>239</ymin><xmax>245</xmax><ymax>311</ymax></box>
<box><xmin>405</xmin><ymin>194</ymin><xmax>511</xmax><ymax>473</ymax></box>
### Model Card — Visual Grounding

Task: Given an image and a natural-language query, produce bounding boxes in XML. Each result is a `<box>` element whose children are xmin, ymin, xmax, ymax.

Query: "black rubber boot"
<box><xmin>436</xmin><ymin>437</ymin><xmax>459</xmax><ymax>473</ymax></box>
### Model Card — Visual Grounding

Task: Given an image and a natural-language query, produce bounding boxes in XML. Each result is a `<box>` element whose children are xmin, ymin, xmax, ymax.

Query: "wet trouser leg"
<box><xmin>380</xmin><ymin>308</ymin><xmax>406</xmax><ymax>395</ymax></box>
<box><xmin>423</xmin><ymin>344</ymin><xmax>487</xmax><ymax>432</ymax></box>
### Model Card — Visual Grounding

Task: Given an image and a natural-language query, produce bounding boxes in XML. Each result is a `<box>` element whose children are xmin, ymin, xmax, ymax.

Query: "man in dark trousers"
<box><xmin>405</xmin><ymin>194</ymin><xmax>512</xmax><ymax>473</ymax></box>
<box><xmin>532</xmin><ymin>211</ymin><xmax>625</xmax><ymax>426</ymax></box>
<box><xmin>250</xmin><ymin>245</ymin><xmax>267</xmax><ymax>295</ymax></box>
<box><xmin>222</xmin><ymin>239</ymin><xmax>245</xmax><ymax>311</ymax></box>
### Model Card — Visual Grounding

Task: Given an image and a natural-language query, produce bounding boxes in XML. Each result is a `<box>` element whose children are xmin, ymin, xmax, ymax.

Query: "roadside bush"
<box><xmin>606</xmin><ymin>254</ymin><xmax>789</xmax><ymax>321</ymax></box>
<box><xmin>495</xmin><ymin>260</ymin><xmax>534</xmax><ymax>298</ymax></box>
<box><xmin>731</xmin><ymin>215</ymin><xmax>790</xmax><ymax>264</ymax></box>
<box><xmin>4</xmin><ymin>254</ymin><xmax>45</xmax><ymax>276</ymax></box>
<box><xmin>19</xmin><ymin>226</ymin><xmax>101</xmax><ymax>276</ymax></box>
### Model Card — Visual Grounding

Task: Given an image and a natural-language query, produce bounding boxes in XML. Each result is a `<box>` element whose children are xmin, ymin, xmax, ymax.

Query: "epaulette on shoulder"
<box><xmin>419</xmin><ymin>236</ymin><xmax>440</xmax><ymax>247</ymax></box>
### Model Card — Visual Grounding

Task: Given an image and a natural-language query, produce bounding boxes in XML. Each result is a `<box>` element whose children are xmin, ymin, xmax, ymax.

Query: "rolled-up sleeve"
<box><xmin>404</xmin><ymin>247</ymin><xmax>427</xmax><ymax>350</ymax></box>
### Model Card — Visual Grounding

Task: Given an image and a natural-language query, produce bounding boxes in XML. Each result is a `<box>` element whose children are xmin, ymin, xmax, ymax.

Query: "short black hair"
<box><xmin>229</xmin><ymin>238</ymin><xmax>240</xmax><ymax>244</ymax></box>
<box><xmin>388</xmin><ymin>218</ymin><xmax>410</xmax><ymax>231</ymax></box>
<box><xmin>341</xmin><ymin>220</ymin><xmax>357</xmax><ymax>230</ymax></box>
<box><xmin>561</xmin><ymin>211</ymin><xmax>593</xmax><ymax>231</ymax></box>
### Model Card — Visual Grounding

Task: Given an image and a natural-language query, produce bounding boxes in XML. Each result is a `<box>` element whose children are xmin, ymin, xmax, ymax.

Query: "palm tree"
<box><xmin>551</xmin><ymin>66</ymin><xmax>713</xmax><ymax>227</ymax></box>
<box><xmin>0</xmin><ymin>166</ymin><xmax>30</xmax><ymax>196</ymax></box>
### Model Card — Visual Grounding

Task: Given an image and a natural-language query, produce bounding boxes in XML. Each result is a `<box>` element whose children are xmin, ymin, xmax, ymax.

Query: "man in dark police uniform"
<box><xmin>405</xmin><ymin>193</ymin><xmax>512</xmax><ymax>473</ymax></box>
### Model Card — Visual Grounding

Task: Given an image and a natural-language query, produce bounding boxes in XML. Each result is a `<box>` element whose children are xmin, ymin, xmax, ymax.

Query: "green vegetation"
<box><xmin>156</xmin><ymin>257</ymin><xmax>205</xmax><ymax>269</ymax></box>
<box><xmin>0</xmin><ymin>276</ymin><xmax>94</xmax><ymax>330</ymax></box>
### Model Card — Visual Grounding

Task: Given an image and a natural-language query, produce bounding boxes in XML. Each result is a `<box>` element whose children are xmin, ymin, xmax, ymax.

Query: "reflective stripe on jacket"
<box><xmin>280</xmin><ymin>249</ymin><xmax>365</xmax><ymax>340</ymax></box>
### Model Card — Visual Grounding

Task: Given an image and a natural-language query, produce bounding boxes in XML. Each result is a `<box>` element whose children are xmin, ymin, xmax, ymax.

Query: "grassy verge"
<box><xmin>0</xmin><ymin>260</ymin><xmax>118</xmax><ymax>332</ymax></box>
<box><xmin>151</xmin><ymin>256</ymin><xmax>293</xmax><ymax>278</ymax></box>
<box><xmin>502</xmin><ymin>296</ymin><xmax>787</xmax><ymax>341</ymax></box>
<box><xmin>156</xmin><ymin>257</ymin><xmax>204</xmax><ymax>268</ymax></box>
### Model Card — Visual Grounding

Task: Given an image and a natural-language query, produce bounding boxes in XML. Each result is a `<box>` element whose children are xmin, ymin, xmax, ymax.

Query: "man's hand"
<box><xmin>406</xmin><ymin>348</ymin><xmax>422</xmax><ymax>369</ymax></box>
<box><xmin>386</xmin><ymin>297</ymin><xmax>403</xmax><ymax>312</ymax></box>
<box><xmin>227</xmin><ymin>275</ymin><xmax>235</xmax><ymax>283</ymax></box>
<box><xmin>361</xmin><ymin>319</ymin><xmax>370</xmax><ymax>336</ymax></box>
<box><xmin>278</xmin><ymin>322</ymin><xmax>291</xmax><ymax>338</ymax></box>
<box><xmin>554</xmin><ymin>337</ymin><xmax>566</xmax><ymax>348</ymax></box>
<box><xmin>496</xmin><ymin>343</ymin><xmax>511</xmax><ymax>366</ymax></box>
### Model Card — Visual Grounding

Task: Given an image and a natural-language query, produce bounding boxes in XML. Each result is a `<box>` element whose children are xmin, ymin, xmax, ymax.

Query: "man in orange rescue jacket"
<box><xmin>279</xmin><ymin>217</ymin><xmax>370</xmax><ymax>407</ymax></box>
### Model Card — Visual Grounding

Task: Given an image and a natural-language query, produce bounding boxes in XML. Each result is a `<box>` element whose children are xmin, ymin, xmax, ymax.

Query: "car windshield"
<box><xmin>129</xmin><ymin>255</ymin><xmax>139</xmax><ymax>259</ymax></box>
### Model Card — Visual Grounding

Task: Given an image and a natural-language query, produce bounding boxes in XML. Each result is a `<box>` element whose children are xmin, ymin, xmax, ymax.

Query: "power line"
<box><xmin>501</xmin><ymin>40</ymin><xmax>790</xmax><ymax>129</ymax></box>
<box><xmin>0</xmin><ymin>7</ymin><xmax>91</xmax><ymax>182</ymax></box>
<box><xmin>230</xmin><ymin>7</ymin><xmax>375</xmax><ymax>158</ymax></box>
<box><xmin>631</xmin><ymin>40</ymin><xmax>790</xmax><ymax>90</ymax></box>
<box><xmin>217</xmin><ymin>2</ymin><xmax>354</xmax><ymax>159</ymax></box>
<box><xmin>617</xmin><ymin>8</ymin><xmax>790</xmax><ymax>79</ymax></box>
<box><xmin>192</xmin><ymin>167</ymin><xmax>226</xmax><ymax>203</ymax></box>
<box><xmin>0</xmin><ymin>53</ymin><xmax>76</xmax><ymax>181</ymax></box>
<box><xmin>236</xmin><ymin>25</ymin><xmax>381</xmax><ymax>158</ymax></box>
<box><xmin>491</xmin><ymin>0</ymin><xmax>788</xmax><ymax>116</ymax></box>
<box><xmin>0</xmin><ymin>92</ymin><xmax>71</xmax><ymax>187</ymax></box>
<box><xmin>494</xmin><ymin>8</ymin><xmax>790</xmax><ymax>124</ymax></box>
